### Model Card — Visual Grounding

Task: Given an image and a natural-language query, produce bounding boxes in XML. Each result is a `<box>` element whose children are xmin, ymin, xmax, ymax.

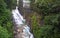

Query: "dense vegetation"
<box><xmin>0</xmin><ymin>0</ymin><xmax>16</xmax><ymax>38</ymax></box>
<box><xmin>31</xmin><ymin>0</ymin><xmax>60</xmax><ymax>38</ymax></box>
<box><xmin>0</xmin><ymin>0</ymin><xmax>60</xmax><ymax>38</ymax></box>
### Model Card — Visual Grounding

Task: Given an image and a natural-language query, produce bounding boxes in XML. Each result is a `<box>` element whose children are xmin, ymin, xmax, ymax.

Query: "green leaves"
<box><xmin>31</xmin><ymin>0</ymin><xmax>60</xmax><ymax>15</ymax></box>
<box><xmin>0</xmin><ymin>0</ymin><xmax>13</xmax><ymax>38</ymax></box>
<box><xmin>0</xmin><ymin>26</ymin><xmax>9</xmax><ymax>38</ymax></box>
<box><xmin>31</xmin><ymin>0</ymin><xmax>60</xmax><ymax>38</ymax></box>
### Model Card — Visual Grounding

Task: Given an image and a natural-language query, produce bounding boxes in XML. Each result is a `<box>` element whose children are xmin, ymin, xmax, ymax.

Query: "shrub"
<box><xmin>0</xmin><ymin>26</ymin><xmax>9</xmax><ymax>38</ymax></box>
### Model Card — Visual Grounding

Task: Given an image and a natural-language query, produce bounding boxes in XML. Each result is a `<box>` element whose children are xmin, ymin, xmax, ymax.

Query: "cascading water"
<box><xmin>12</xmin><ymin>0</ymin><xmax>34</xmax><ymax>38</ymax></box>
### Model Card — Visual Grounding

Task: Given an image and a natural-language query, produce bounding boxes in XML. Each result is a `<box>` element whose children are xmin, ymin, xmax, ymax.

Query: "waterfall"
<box><xmin>12</xmin><ymin>0</ymin><xmax>34</xmax><ymax>38</ymax></box>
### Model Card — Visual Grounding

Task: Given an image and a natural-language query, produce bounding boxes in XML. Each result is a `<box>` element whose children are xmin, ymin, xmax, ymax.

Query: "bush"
<box><xmin>31</xmin><ymin>0</ymin><xmax>60</xmax><ymax>15</ymax></box>
<box><xmin>31</xmin><ymin>0</ymin><xmax>60</xmax><ymax>38</ymax></box>
<box><xmin>0</xmin><ymin>26</ymin><xmax>9</xmax><ymax>38</ymax></box>
<box><xmin>0</xmin><ymin>0</ymin><xmax>13</xmax><ymax>38</ymax></box>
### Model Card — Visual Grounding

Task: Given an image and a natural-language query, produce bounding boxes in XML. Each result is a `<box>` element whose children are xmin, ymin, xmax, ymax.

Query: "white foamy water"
<box><xmin>12</xmin><ymin>0</ymin><xmax>34</xmax><ymax>38</ymax></box>
<box><xmin>12</xmin><ymin>7</ymin><xmax>24</xmax><ymax>24</ymax></box>
<box><xmin>12</xmin><ymin>6</ymin><xmax>34</xmax><ymax>38</ymax></box>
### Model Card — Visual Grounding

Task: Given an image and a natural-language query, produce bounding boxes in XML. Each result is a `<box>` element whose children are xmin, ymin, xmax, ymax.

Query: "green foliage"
<box><xmin>0</xmin><ymin>26</ymin><xmax>9</xmax><ymax>38</ymax></box>
<box><xmin>0</xmin><ymin>0</ymin><xmax>13</xmax><ymax>38</ymax></box>
<box><xmin>31</xmin><ymin>14</ymin><xmax>40</xmax><ymax>38</ymax></box>
<box><xmin>44</xmin><ymin>14</ymin><xmax>59</xmax><ymax>25</ymax></box>
<box><xmin>31</xmin><ymin>0</ymin><xmax>60</xmax><ymax>15</ymax></box>
<box><xmin>32</xmin><ymin>14</ymin><xmax>60</xmax><ymax>38</ymax></box>
<box><xmin>31</xmin><ymin>0</ymin><xmax>60</xmax><ymax>38</ymax></box>
<box><xmin>35</xmin><ymin>25</ymin><xmax>60</xmax><ymax>38</ymax></box>
<box><xmin>0</xmin><ymin>0</ymin><xmax>6</xmax><ymax>14</ymax></box>
<box><xmin>43</xmin><ymin>14</ymin><xmax>60</xmax><ymax>38</ymax></box>
<box><xmin>4</xmin><ymin>0</ymin><xmax>17</xmax><ymax>9</ymax></box>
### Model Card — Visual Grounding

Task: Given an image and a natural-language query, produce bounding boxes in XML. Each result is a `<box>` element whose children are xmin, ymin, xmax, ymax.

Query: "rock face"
<box><xmin>18</xmin><ymin>0</ymin><xmax>32</xmax><ymax>25</ymax></box>
<box><xmin>18</xmin><ymin>0</ymin><xmax>23</xmax><ymax>15</ymax></box>
<box><xmin>18</xmin><ymin>0</ymin><xmax>31</xmax><ymax>16</ymax></box>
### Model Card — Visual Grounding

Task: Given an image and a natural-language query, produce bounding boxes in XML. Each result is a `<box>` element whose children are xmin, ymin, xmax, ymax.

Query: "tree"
<box><xmin>0</xmin><ymin>0</ymin><xmax>13</xmax><ymax>38</ymax></box>
<box><xmin>31</xmin><ymin>0</ymin><xmax>60</xmax><ymax>15</ymax></box>
<box><xmin>31</xmin><ymin>0</ymin><xmax>60</xmax><ymax>38</ymax></box>
<box><xmin>0</xmin><ymin>26</ymin><xmax>9</xmax><ymax>38</ymax></box>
